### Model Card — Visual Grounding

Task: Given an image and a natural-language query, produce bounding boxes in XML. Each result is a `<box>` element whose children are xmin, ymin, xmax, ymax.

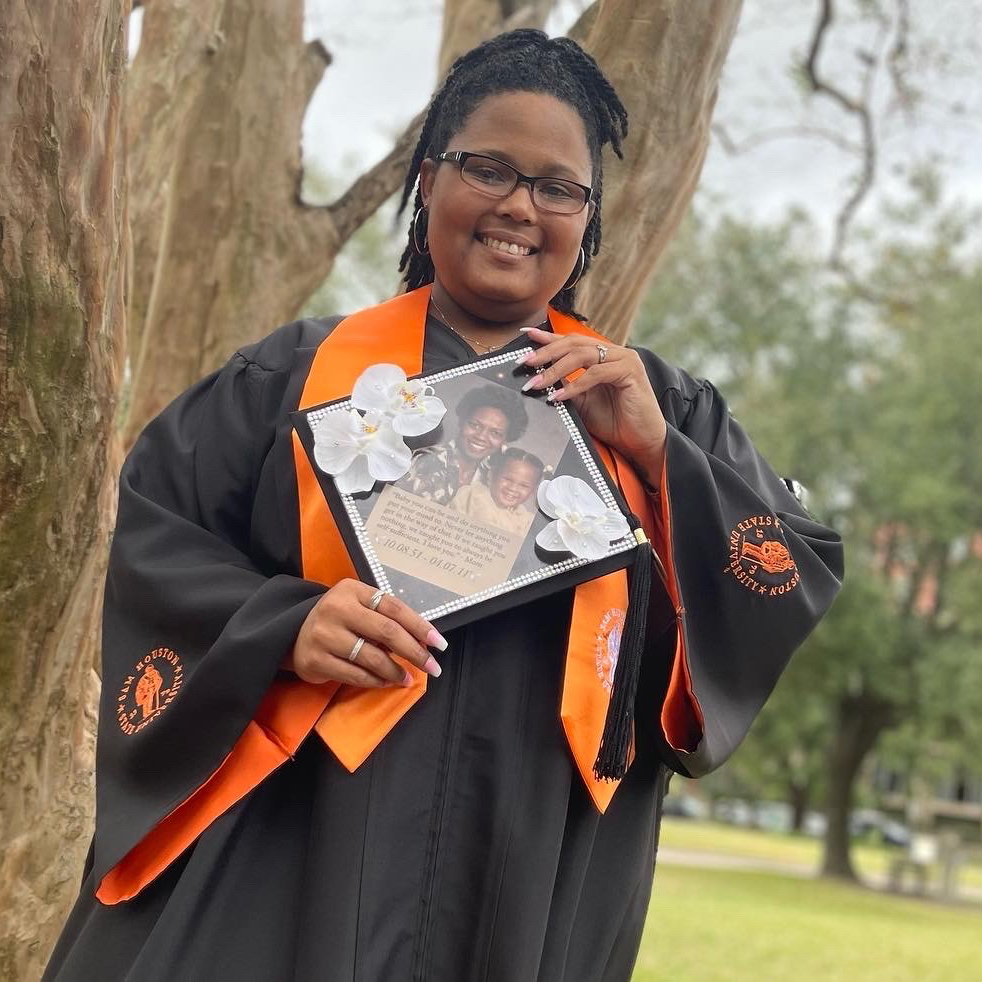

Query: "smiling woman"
<box><xmin>44</xmin><ymin>28</ymin><xmax>843</xmax><ymax>982</ymax></box>
<box><xmin>416</xmin><ymin>91</ymin><xmax>595</xmax><ymax>327</ymax></box>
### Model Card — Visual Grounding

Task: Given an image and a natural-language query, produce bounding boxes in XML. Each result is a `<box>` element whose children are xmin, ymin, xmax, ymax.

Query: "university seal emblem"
<box><xmin>725</xmin><ymin>514</ymin><xmax>800</xmax><ymax>597</ymax></box>
<box><xmin>595</xmin><ymin>608</ymin><xmax>625</xmax><ymax>691</ymax></box>
<box><xmin>117</xmin><ymin>646</ymin><xmax>184</xmax><ymax>735</ymax></box>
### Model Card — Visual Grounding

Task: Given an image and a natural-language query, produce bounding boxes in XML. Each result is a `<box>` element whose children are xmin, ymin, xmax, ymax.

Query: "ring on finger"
<box><xmin>596</xmin><ymin>343</ymin><xmax>609</xmax><ymax>365</ymax></box>
<box><xmin>368</xmin><ymin>589</ymin><xmax>385</xmax><ymax>611</ymax></box>
<box><xmin>348</xmin><ymin>636</ymin><xmax>366</xmax><ymax>662</ymax></box>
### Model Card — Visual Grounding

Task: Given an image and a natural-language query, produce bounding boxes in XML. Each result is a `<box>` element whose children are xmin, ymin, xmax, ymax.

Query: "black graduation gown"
<box><xmin>43</xmin><ymin>315</ymin><xmax>843</xmax><ymax>982</ymax></box>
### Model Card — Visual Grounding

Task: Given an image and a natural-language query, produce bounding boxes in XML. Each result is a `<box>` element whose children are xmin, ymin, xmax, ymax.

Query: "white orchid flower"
<box><xmin>312</xmin><ymin>408</ymin><xmax>412</xmax><ymax>494</ymax></box>
<box><xmin>351</xmin><ymin>363</ymin><xmax>447</xmax><ymax>437</ymax></box>
<box><xmin>535</xmin><ymin>475</ymin><xmax>630</xmax><ymax>561</ymax></box>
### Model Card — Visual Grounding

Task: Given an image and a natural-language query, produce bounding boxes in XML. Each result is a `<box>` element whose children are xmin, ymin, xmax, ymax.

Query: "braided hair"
<box><xmin>397</xmin><ymin>29</ymin><xmax>629</xmax><ymax>318</ymax></box>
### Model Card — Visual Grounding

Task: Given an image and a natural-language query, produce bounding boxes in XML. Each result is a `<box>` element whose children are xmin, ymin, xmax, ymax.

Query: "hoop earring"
<box><xmin>562</xmin><ymin>247</ymin><xmax>585</xmax><ymax>291</ymax></box>
<box><xmin>411</xmin><ymin>208</ymin><xmax>429</xmax><ymax>255</ymax></box>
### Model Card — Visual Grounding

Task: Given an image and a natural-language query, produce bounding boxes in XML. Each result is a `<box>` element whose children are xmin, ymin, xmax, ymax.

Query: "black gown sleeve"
<box><xmin>93</xmin><ymin>336</ymin><xmax>327</xmax><ymax>899</ymax></box>
<box><xmin>636</xmin><ymin>351</ymin><xmax>844</xmax><ymax>779</ymax></box>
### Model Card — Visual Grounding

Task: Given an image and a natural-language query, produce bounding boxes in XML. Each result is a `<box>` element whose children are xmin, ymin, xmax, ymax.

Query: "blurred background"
<box><xmin>297</xmin><ymin>7</ymin><xmax>982</xmax><ymax>972</ymax></box>
<box><xmin>2</xmin><ymin>1</ymin><xmax>981</xmax><ymax>979</ymax></box>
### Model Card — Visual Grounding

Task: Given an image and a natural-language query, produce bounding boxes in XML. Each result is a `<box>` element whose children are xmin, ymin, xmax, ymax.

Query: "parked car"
<box><xmin>802</xmin><ymin>810</ymin><xmax>828</xmax><ymax>837</ymax></box>
<box><xmin>712</xmin><ymin>798</ymin><xmax>755</xmax><ymax>826</ymax></box>
<box><xmin>850</xmin><ymin>808</ymin><xmax>911</xmax><ymax>847</ymax></box>
<box><xmin>662</xmin><ymin>790</ymin><xmax>710</xmax><ymax>820</ymax></box>
<box><xmin>754</xmin><ymin>801</ymin><xmax>793</xmax><ymax>833</ymax></box>
<box><xmin>880</xmin><ymin>818</ymin><xmax>911</xmax><ymax>847</ymax></box>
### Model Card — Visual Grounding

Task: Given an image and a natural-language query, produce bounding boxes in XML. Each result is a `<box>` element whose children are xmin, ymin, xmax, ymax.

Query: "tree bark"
<box><xmin>821</xmin><ymin>693</ymin><xmax>896</xmax><ymax>880</ymax></box>
<box><xmin>0</xmin><ymin>2</ymin><xmax>129</xmax><ymax>979</ymax></box>
<box><xmin>573</xmin><ymin>0</ymin><xmax>744</xmax><ymax>343</ymax></box>
<box><xmin>438</xmin><ymin>0</ymin><xmax>556</xmax><ymax>76</ymax></box>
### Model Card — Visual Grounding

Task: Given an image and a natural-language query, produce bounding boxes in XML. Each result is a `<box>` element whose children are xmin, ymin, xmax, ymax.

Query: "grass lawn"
<box><xmin>659</xmin><ymin>817</ymin><xmax>982</xmax><ymax>889</ymax></box>
<box><xmin>635</xmin><ymin>865</ymin><xmax>982</xmax><ymax>981</ymax></box>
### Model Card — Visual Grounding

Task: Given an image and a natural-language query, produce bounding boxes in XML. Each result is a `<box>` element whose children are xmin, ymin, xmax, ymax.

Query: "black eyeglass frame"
<box><xmin>435</xmin><ymin>151</ymin><xmax>594</xmax><ymax>215</ymax></box>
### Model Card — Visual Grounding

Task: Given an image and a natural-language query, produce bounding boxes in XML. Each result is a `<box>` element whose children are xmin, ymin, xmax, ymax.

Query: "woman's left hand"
<box><xmin>518</xmin><ymin>327</ymin><xmax>667</xmax><ymax>485</ymax></box>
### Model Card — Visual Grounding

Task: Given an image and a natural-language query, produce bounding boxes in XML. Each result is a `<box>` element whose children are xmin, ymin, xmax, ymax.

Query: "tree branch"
<box><xmin>887</xmin><ymin>0</ymin><xmax>916</xmax><ymax>118</ymax></box>
<box><xmin>302</xmin><ymin>38</ymin><xmax>332</xmax><ymax>107</ymax></box>
<box><xmin>712</xmin><ymin>121</ymin><xmax>863</xmax><ymax>156</ymax></box>
<box><xmin>322</xmin><ymin>108</ymin><xmax>426</xmax><ymax>243</ymax></box>
<box><xmin>803</xmin><ymin>0</ymin><xmax>877</xmax><ymax>270</ymax></box>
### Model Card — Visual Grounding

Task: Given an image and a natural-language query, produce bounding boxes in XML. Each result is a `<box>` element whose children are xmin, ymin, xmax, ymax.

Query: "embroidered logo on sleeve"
<box><xmin>725</xmin><ymin>515</ymin><xmax>800</xmax><ymax>597</ymax></box>
<box><xmin>117</xmin><ymin>647</ymin><xmax>184</xmax><ymax>735</ymax></box>
<box><xmin>595</xmin><ymin>608</ymin><xmax>625</xmax><ymax>691</ymax></box>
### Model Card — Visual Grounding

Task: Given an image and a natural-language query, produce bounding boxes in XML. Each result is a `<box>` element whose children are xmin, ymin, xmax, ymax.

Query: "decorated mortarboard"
<box><xmin>291</xmin><ymin>347</ymin><xmax>655</xmax><ymax>780</ymax></box>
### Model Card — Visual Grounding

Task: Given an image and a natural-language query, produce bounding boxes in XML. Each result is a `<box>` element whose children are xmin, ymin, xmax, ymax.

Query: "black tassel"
<box><xmin>593</xmin><ymin>515</ymin><xmax>652</xmax><ymax>781</ymax></box>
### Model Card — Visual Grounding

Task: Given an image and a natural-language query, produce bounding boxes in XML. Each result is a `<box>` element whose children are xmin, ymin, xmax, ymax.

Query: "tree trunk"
<box><xmin>0</xmin><ymin>2</ymin><xmax>130</xmax><ymax>979</ymax></box>
<box><xmin>788</xmin><ymin>781</ymin><xmax>810</xmax><ymax>833</ymax></box>
<box><xmin>123</xmin><ymin>0</ymin><xmax>336</xmax><ymax>444</ymax></box>
<box><xmin>820</xmin><ymin>693</ymin><xmax>896</xmax><ymax>880</ymax></box>
<box><xmin>573</xmin><ymin>0</ymin><xmax>744</xmax><ymax>343</ymax></box>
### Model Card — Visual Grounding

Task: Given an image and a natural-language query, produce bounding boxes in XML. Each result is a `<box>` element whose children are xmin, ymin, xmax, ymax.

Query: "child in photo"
<box><xmin>451</xmin><ymin>447</ymin><xmax>547</xmax><ymax>537</ymax></box>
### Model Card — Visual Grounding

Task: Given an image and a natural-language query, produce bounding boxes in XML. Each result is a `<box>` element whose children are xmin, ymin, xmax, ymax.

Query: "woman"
<box><xmin>450</xmin><ymin>447</ymin><xmax>546</xmax><ymax>536</ymax></box>
<box><xmin>44</xmin><ymin>29</ymin><xmax>843</xmax><ymax>982</ymax></box>
<box><xmin>400</xmin><ymin>383</ymin><xmax>528</xmax><ymax>503</ymax></box>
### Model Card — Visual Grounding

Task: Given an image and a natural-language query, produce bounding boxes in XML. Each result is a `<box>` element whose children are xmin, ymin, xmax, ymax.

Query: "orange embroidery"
<box><xmin>595</xmin><ymin>608</ymin><xmax>625</xmax><ymax>691</ymax></box>
<box><xmin>135</xmin><ymin>665</ymin><xmax>164</xmax><ymax>718</ymax></box>
<box><xmin>740</xmin><ymin>539</ymin><xmax>796</xmax><ymax>574</ymax></box>
<box><xmin>117</xmin><ymin>647</ymin><xmax>184</xmax><ymax>735</ymax></box>
<box><xmin>724</xmin><ymin>515</ymin><xmax>800</xmax><ymax>597</ymax></box>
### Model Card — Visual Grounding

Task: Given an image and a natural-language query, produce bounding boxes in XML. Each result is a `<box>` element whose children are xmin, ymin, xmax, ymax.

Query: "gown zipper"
<box><xmin>411</xmin><ymin>622</ymin><xmax>468</xmax><ymax>981</ymax></box>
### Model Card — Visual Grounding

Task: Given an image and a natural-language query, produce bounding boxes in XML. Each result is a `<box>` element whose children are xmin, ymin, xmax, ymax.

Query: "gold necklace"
<box><xmin>429</xmin><ymin>298</ymin><xmax>521</xmax><ymax>354</ymax></box>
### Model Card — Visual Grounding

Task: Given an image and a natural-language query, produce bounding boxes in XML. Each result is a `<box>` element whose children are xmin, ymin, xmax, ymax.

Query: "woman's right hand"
<box><xmin>285</xmin><ymin>579</ymin><xmax>446</xmax><ymax>688</ymax></box>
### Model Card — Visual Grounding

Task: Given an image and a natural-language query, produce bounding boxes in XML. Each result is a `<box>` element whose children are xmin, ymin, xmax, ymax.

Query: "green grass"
<box><xmin>659</xmin><ymin>817</ymin><xmax>982</xmax><ymax>889</ymax></box>
<box><xmin>635</xmin><ymin>865</ymin><xmax>982</xmax><ymax>981</ymax></box>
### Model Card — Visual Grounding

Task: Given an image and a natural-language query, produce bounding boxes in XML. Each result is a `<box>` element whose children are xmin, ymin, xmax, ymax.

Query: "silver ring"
<box><xmin>368</xmin><ymin>590</ymin><xmax>385</xmax><ymax>611</ymax></box>
<box><xmin>348</xmin><ymin>637</ymin><xmax>366</xmax><ymax>662</ymax></box>
<box><xmin>596</xmin><ymin>343</ymin><xmax>608</xmax><ymax>365</ymax></box>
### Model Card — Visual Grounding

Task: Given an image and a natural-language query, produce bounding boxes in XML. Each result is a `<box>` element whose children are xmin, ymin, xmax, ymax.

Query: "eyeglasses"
<box><xmin>436</xmin><ymin>151</ymin><xmax>593</xmax><ymax>216</ymax></box>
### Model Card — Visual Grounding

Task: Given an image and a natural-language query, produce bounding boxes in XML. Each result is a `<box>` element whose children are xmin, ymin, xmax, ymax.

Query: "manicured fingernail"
<box><xmin>424</xmin><ymin>655</ymin><xmax>442</xmax><ymax>677</ymax></box>
<box><xmin>547</xmin><ymin>389</ymin><xmax>562</xmax><ymax>402</ymax></box>
<box><xmin>426</xmin><ymin>628</ymin><xmax>449</xmax><ymax>651</ymax></box>
<box><xmin>522</xmin><ymin>375</ymin><xmax>543</xmax><ymax>392</ymax></box>
<box><xmin>519</xmin><ymin>326</ymin><xmax>537</xmax><ymax>333</ymax></box>
<box><xmin>514</xmin><ymin>351</ymin><xmax>531</xmax><ymax>366</ymax></box>
<box><xmin>402</xmin><ymin>670</ymin><xmax>414</xmax><ymax>686</ymax></box>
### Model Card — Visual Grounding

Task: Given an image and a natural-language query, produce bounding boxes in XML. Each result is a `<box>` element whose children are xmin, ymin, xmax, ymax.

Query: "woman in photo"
<box><xmin>450</xmin><ymin>446</ymin><xmax>546</xmax><ymax>536</ymax></box>
<box><xmin>400</xmin><ymin>382</ymin><xmax>528</xmax><ymax>503</ymax></box>
<box><xmin>45</xmin><ymin>29</ymin><xmax>843</xmax><ymax>982</ymax></box>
